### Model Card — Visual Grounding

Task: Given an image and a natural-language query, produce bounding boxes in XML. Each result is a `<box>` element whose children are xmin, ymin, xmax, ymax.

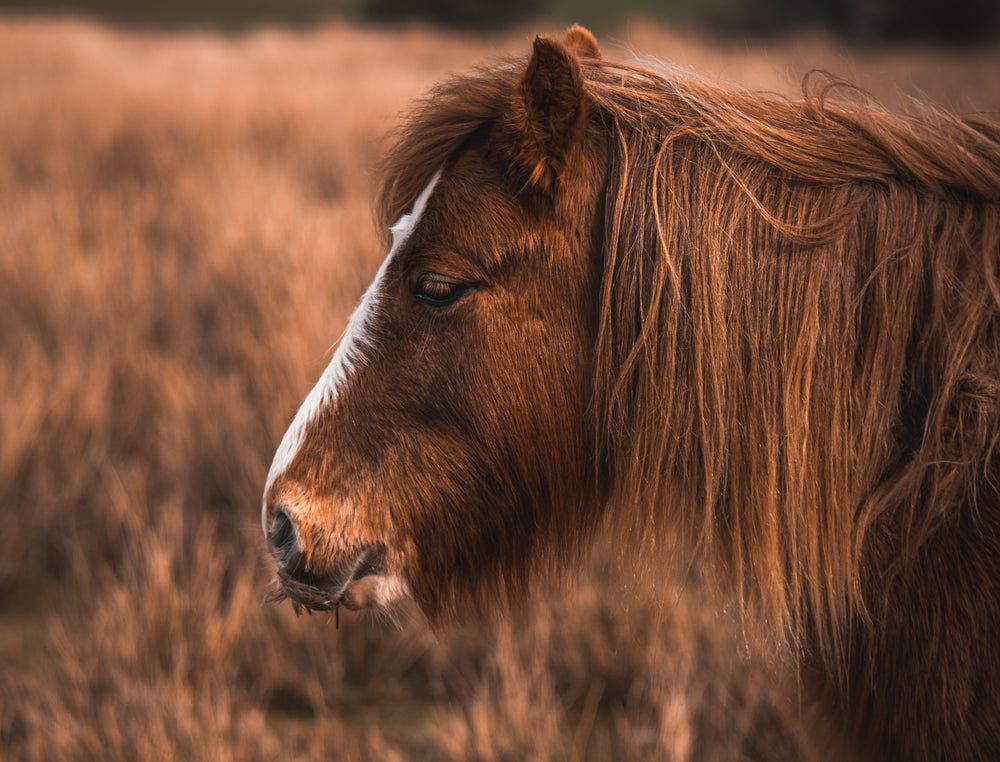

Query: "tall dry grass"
<box><xmin>1</xmin><ymin>17</ymin><xmax>997</xmax><ymax>761</ymax></box>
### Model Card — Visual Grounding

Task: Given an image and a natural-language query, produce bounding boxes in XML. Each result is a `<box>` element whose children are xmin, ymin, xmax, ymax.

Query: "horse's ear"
<box><xmin>563</xmin><ymin>25</ymin><xmax>601</xmax><ymax>59</ymax></box>
<box><xmin>509</xmin><ymin>35</ymin><xmax>589</xmax><ymax>195</ymax></box>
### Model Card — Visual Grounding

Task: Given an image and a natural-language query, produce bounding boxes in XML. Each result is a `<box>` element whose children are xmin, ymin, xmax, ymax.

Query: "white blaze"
<box><xmin>264</xmin><ymin>171</ymin><xmax>441</xmax><ymax>500</ymax></box>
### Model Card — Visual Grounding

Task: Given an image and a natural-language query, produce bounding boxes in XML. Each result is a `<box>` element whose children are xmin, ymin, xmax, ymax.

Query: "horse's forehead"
<box><xmin>390</xmin><ymin>169</ymin><xmax>441</xmax><ymax>250</ymax></box>
<box><xmin>406</xmin><ymin>155</ymin><xmax>524</xmax><ymax>255</ymax></box>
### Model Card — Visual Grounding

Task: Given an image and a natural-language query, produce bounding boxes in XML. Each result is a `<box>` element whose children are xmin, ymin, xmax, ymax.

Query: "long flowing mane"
<box><xmin>377</xmin><ymin>52</ymin><xmax>1000</xmax><ymax>676</ymax></box>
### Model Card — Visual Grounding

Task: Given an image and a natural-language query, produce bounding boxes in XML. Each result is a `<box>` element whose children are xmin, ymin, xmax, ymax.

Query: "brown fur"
<box><xmin>270</xmin><ymin>29</ymin><xmax>1000</xmax><ymax>760</ymax></box>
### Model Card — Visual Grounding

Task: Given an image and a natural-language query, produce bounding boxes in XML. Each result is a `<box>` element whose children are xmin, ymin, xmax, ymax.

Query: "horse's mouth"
<box><xmin>268</xmin><ymin>546</ymin><xmax>391</xmax><ymax>616</ymax></box>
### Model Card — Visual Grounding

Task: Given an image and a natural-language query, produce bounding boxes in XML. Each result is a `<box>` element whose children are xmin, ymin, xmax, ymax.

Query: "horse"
<box><xmin>262</xmin><ymin>26</ymin><xmax>1000</xmax><ymax>760</ymax></box>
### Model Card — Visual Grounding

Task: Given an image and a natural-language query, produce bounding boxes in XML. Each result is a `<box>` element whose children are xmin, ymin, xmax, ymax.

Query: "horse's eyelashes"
<box><xmin>413</xmin><ymin>276</ymin><xmax>469</xmax><ymax>308</ymax></box>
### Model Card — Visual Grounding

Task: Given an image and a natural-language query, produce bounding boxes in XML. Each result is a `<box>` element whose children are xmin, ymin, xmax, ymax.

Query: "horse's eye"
<box><xmin>413</xmin><ymin>276</ymin><xmax>467</xmax><ymax>307</ymax></box>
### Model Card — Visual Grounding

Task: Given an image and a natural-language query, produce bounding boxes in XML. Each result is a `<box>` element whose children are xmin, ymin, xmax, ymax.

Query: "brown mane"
<box><xmin>374</xmin><ymin>49</ymin><xmax>1000</xmax><ymax>754</ymax></box>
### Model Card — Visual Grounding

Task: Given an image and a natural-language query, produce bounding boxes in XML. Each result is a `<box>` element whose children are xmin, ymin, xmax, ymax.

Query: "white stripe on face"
<box><xmin>263</xmin><ymin>171</ymin><xmax>441</xmax><ymax>503</ymax></box>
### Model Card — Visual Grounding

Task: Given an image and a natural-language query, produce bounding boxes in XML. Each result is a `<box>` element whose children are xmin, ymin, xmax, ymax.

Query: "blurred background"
<box><xmin>0</xmin><ymin>2</ymin><xmax>997</xmax><ymax>761</ymax></box>
<box><xmin>1</xmin><ymin>0</ymin><xmax>1000</xmax><ymax>41</ymax></box>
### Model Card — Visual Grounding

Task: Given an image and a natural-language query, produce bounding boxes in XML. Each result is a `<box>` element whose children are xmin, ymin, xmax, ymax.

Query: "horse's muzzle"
<box><xmin>265</xmin><ymin>507</ymin><xmax>387</xmax><ymax>613</ymax></box>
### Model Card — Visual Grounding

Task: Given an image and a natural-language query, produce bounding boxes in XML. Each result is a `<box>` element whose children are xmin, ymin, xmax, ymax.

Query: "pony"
<box><xmin>262</xmin><ymin>27</ymin><xmax>1000</xmax><ymax>760</ymax></box>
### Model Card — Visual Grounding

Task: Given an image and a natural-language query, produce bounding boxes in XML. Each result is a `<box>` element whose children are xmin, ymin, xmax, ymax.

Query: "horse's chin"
<box><xmin>269</xmin><ymin>570</ymin><xmax>411</xmax><ymax>617</ymax></box>
<box><xmin>337</xmin><ymin>573</ymin><xmax>411</xmax><ymax>611</ymax></box>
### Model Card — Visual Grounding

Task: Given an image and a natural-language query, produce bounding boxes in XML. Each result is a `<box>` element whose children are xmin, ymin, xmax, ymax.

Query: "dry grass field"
<box><xmin>1</xmin><ymin>16</ymin><xmax>998</xmax><ymax>761</ymax></box>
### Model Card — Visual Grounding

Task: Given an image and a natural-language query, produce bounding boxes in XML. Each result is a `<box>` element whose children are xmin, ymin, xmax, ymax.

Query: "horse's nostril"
<box><xmin>268</xmin><ymin>508</ymin><xmax>301</xmax><ymax>571</ymax></box>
